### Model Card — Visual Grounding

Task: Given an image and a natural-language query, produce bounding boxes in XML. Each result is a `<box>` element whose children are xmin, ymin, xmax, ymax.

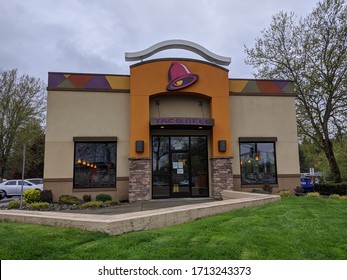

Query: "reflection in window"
<box><xmin>74</xmin><ymin>142</ymin><xmax>116</xmax><ymax>188</ymax></box>
<box><xmin>191</xmin><ymin>137</ymin><xmax>208</xmax><ymax>196</ymax></box>
<box><xmin>240</xmin><ymin>142</ymin><xmax>277</xmax><ymax>185</ymax></box>
<box><xmin>171</xmin><ymin>136</ymin><xmax>189</xmax><ymax>150</ymax></box>
<box><xmin>152</xmin><ymin>136</ymin><xmax>170</xmax><ymax>198</ymax></box>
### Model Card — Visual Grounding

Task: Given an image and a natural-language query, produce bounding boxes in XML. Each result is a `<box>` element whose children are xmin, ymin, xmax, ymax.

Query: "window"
<box><xmin>240</xmin><ymin>142</ymin><xmax>277</xmax><ymax>185</ymax></box>
<box><xmin>73</xmin><ymin>141</ymin><xmax>116</xmax><ymax>188</ymax></box>
<box><xmin>5</xmin><ymin>181</ymin><xmax>17</xmax><ymax>185</ymax></box>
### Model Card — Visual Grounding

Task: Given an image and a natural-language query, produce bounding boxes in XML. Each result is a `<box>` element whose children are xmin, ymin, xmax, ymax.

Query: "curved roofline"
<box><xmin>125</xmin><ymin>39</ymin><xmax>231</xmax><ymax>66</ymax></box>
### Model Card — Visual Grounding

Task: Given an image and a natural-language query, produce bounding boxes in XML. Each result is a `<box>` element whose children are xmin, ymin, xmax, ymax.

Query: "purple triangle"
<box><xmin>48</xmin><ymin>73</ymin><xmax>66</xmax><ymax>88</ymax></box>
<box><xmin>83</xmin><ymin>75</ymin><xmax>111</xmax><ymax>89</ymax></box>
<box><xmin>274</xmin><ymin>81</ymin><xmax>289</xmax><ymax>90</ymax></box>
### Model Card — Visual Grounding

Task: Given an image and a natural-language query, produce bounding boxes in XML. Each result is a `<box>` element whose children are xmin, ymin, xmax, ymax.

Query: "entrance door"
<box><xmin>152</xmin><ymin>136</ymin><xmax>208</xmax><ymax>199</ymax></box>
<box><xmin>171</xmin><ymin>151</ymin><xmax>190</xmax><ymax>197</ymax></box>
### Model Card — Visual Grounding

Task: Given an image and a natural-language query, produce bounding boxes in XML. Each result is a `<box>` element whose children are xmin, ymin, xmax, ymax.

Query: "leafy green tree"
<box><xmin>7</xmin><ymin>123</ymin><xmax>45</xmax><ymax>179</ymax></box>
<box><xmin>0</xmin><ymin>68</ymin><xmax>46</xmax><ymax>181</ymax></box>
<box><xmin>245</xmin><ymin>0</ymin><xmax>347</xmax><ymax>182</ymax></box>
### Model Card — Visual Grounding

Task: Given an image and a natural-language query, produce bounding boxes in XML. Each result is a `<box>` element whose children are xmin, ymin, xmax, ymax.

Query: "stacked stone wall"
<box><xmin>128</xmin><ymin>158</ymin><xmax>151</xmax><ymax>203</ymax></box>
<box><xmin>210</xmin><ymin>157</ymin><xmax>233</xmax><ymax>199</ymax></box>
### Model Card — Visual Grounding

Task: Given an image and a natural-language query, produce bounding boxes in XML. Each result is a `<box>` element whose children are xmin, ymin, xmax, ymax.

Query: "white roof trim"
<box><xmin>125</xmin><ymin>39</ymin><xmax>231</xmax><ymax>66</ymax></box>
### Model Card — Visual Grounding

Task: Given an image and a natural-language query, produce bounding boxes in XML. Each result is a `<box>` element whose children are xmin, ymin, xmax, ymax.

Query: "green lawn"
<box><xmin>0</xmin><ymin>197</ymin><xmax>346</xmax><ymax>260</ymax></box>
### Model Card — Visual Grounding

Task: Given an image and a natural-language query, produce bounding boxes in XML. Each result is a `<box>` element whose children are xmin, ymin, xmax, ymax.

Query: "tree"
<box><xmin>0</xmin><ymin>68</ymin><xmax>46</xmax><ymax>182</ymax></box>
<box><xmin>245</xmin><ymin>0</ymin><xmax>347</xmax><ymax>182</ymax></box>
<box><xmin>7</xmin><ymin>123</ymin><xmax>45</xmax><ymax>179</ymax></box>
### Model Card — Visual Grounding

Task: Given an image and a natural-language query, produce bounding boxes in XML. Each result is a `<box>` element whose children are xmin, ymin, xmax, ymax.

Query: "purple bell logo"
<box><xmin>166</xmin><ymin>61</ymin><xmax>199</xmax><ymax>91</ymax></box>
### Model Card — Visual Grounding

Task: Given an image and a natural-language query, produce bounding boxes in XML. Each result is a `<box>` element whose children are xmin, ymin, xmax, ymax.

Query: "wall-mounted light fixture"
<box><xmin>136</xmin><ymin>140</ymin><xmax>144</xmax><ymax>153</ymax></box>
<box><xmin>218</xmin><ymin>140</ymin><xmax>227</xmax><ymax>152</ymax></box>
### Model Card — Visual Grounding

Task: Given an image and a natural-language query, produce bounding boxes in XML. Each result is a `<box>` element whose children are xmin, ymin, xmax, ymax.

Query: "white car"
<box><xmin>26</xmin><ymin>178</ymin><xmax>43</xmax><ymax>188</ymax></box>
<box><xmin>0</xmin><ymin>179</ymin><xmax>43</xmax><ymax>198</ymax></box>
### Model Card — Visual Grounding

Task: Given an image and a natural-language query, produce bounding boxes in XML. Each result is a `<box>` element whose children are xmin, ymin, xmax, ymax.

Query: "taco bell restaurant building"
<box><xmin>44</xmin><ymin>40</ymin><xmax>300</xmax><ymax>202</ymax></box>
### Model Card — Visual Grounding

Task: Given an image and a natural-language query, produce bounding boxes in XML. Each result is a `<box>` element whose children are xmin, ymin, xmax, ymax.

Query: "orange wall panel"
<box><xmin>129</xmin><ymin>59</ymin><xmax>232</xmax><ymax>158</ymax></box>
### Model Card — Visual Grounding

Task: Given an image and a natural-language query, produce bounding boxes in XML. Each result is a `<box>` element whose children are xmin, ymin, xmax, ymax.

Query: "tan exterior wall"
<box><xmin>150</xmin><ymin>95</ymin><xmax>210</xmax><ymax>118</ymax></box>
<box><xmin>230</xmin><ymin>95</ymin><xmax>300</xmax><ymax>191</ymax></box>
<box><xmin>44</xmin><ymin>90</ymin><xmax>130</xmax><ymax>201</ymax></box>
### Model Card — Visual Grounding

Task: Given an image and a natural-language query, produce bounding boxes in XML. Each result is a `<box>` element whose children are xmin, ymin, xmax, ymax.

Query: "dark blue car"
<box><xmin>300</xmin><ymin>177</ymin><xmax>314</xmax><ymax>192</ymax></box>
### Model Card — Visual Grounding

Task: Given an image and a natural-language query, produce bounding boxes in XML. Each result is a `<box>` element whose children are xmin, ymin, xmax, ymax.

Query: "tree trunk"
<box><xmin>323</xmin><ymin>138</ymin><xmax>342</xmax><ymax>183</ymax></box>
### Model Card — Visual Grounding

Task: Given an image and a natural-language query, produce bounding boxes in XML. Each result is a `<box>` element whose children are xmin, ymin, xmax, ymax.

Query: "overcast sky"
<box><xmin>0</xmin><ymin>0</ymin><xmax>318</xmax><ymax>82</ymax></box>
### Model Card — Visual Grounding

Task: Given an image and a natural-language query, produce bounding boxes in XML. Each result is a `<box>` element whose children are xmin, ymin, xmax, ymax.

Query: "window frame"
<box><xmin>73</xmin><ymin>137</ymin><xmax>117</xmax><ymax>189</ymax></box>
<box><xmin>239</xmin><ymin>138</ymin><xmax>278</xmax><ymax>186</ymax></box>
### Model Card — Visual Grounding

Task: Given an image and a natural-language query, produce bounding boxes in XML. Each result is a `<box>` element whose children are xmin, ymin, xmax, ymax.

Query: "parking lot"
<box><xmin>0</xmin><ymin>197</ymin><xmax>20</xmax><ymax>207</ymax></box>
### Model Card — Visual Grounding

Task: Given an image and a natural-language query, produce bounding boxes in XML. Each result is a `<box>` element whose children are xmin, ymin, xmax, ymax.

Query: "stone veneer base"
<box><xmin>128</xmin><ymin>157</ymin><xmax>151</xmax><ymax>203</ymax></box>
<box><xmin>210</xmin><ymin>157</ymin><xmax>233</xmax><ymax>199</ymax></box>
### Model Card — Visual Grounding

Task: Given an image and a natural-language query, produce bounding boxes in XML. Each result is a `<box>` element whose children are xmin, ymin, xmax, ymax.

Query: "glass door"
<box><xmin>171</xmin><ymin>152</ymin><xmax>190</xmax><ymax>197</ymax></box>
<box><xmin>152</xmin><ymin>136</ymin><xmax>209</xmax><ymax>199</ymax></box>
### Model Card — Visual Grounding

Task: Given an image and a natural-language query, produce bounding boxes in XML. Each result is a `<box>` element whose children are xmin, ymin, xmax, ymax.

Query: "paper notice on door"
<box><xmin>177</xmin><ymin>168</ymin><xmax>184</xmax><ymax>174</ymax></box>
<box><xmin>178</xmin><ymin>162</ymin><xmax>183</xmax><ymax>169</ymax></box>
<box><xmin>173</xmin><ymin>162</ymin><xmax>178</xmax><ymax>169</ymax></box>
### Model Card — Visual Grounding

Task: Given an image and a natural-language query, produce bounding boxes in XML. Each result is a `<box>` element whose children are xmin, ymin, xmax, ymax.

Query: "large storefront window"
<box><xmin>74</xmin><ymin>142</ymin><xmax>116</xmax><ymax>188</ymax></box>
<box><xmin>240</xmin><ymin>142</ymin><xmax>277</xmax><ymax>185</ymax></box>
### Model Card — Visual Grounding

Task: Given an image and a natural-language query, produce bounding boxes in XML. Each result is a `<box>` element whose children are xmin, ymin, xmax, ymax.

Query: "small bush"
<box><xmin>102</xmin><ymin>200</ymin><xmax>119</xmax><ymax>207</ymax></box>
<box><xmin>339</xmin><ymin>196</ymin><xmax>347</xmax><ymax>201</ymax></box>
<box><xmin>306</xmin><ymin>192</ymin><xmax>320</xmax><ymax>197</ymax></box>
<box><xmin>8</xmin><ymin>200</ymin><xmax>22</xmax><ymax>209</ymax></box>
<box><xmin>83</xmin><ymin>194</ymin><xmax>92</xmax><ymax>202</ymax></box>
<box><xmin>294</xmin><ymin>186</ymin><xmax>304</xmax><ymax>194</ymax></box>
<box><xmin>329</xmin><ymin>194</ymin><xmax>341</xmax><ymax>199</ymax></box>
<box><xmin>278</xmin><ymin>190</ymin><xmax>291</xmax><ymax>197</ymax></box>
<box><xmin>40</xmin><ymin>190</ymin><xmax>53</xmax><ymax>203</ymax></box>
<box><xmin>262</xmin><ymin>184</ymin><xmax>273</xmax><ymax>194</ymax></box>
<box><xmin>294</xmin><ymin>186</ymin><xmax>304</xmax><ymax>196</ymax></box>
<box><xmin>80</xmin><ymin>201</ymin><xmax>103</xmax><ymax>209</ymax></box>
<box><xmin>24</xmin><ymin>189</ymin><xmax>41</xmax><ymax>203</ymax></box>
<box><xmin>59</xmin><ymin>195</ymin><xmax>82</xmax><ymax>205</ymax></box>
<box><xmin>28</xmin><ymin>202</ymin><xmax>49</xmax><ymax>211</ymax></box>
<box><xmin>96</xmin><ymin>193</ymin><xmax>112</xmax><ymax>202</ymax></box>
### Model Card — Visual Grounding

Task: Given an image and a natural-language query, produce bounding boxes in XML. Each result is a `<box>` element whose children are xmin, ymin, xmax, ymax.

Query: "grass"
<box><xmin>0</xmin><ymin>197</ymin><xmax>347</xmax><ymax>260</ymax></box>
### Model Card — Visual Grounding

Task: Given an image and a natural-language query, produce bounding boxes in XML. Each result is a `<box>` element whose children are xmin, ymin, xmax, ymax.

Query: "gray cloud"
<box><xmin>0</xmin><ymin>0</ymin><xmax>317</xmax><ymax>81</ymax></box>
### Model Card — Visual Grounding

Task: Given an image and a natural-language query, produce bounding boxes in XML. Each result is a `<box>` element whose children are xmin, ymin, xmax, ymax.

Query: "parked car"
<box><xmin>26</xmin><ymin>178</ymin><xmax>43</xmax><ymax>188</ymax></box>
<box><xmin>0</xmin><ymin>179</ymin><xmax>43</xmax><ymax>198</ymax></box>
<box><xmin>0</xmin><ymin>190</ymin><xmax>5</xmax><ymax>200</ymax></box>
<box><xmin>300</xmin><ymin>177</ymin><xmax>315</xmax><ymax>192</ymax></box>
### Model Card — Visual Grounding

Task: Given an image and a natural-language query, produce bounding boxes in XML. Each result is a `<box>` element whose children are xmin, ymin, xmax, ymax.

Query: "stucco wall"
<box><xmin>150</xmin><ymin>95</ymin><xmax>210</xmax><ymax>118</ymax></box>
<box><xmin>230</xmin><ymin>95</ymin><xmax>300</xmax><ymax>190</ymax></box>
<box><xmin>44</xmin><ymin>90</ymin><xmax>130</xmax><ymax>201</ymax></box>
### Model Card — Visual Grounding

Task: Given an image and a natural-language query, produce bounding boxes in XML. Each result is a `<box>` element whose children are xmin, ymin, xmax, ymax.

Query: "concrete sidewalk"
<box><xmin>0</xmin><ymin>191</ymin><xmax>280</xmax><ymax>235</ymax></box>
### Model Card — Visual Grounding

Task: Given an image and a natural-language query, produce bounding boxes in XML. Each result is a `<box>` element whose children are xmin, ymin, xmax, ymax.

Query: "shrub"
<box><xmin>278</xmin><ymin>190</ymin><xmax>291</xmax><ymax>197</ymax></box>
<box><xmin>40</xmin><ymin>190</ymin><xmax>53</xmax><ymax>203</ymax></box>
<box><xmin>294</xmin><ymin>186</ymin><xmax>304</xmax><ymax>194</ymax></box>
<box><xmin>28</xmin><ymin>202</ymin><xmax>49</xmax><ymax>211</ymax></box>
<box><xmin>96</xmin><ymin>193</ymin><xmax>112</xmax><ymax>202</ymax></box>
<box><xmin>306</xmin><ymin>192</ymin><xmax>320</xmax><ymax>197</ymax></box>
<box><xmin>24</xmin><ymin>189</ymin><xmax>41</xmax><ymax>203</ymax></box>
<box><xmin>314</xmin><ymin>183</ymin><xmax>347</xmax><ymax>196</ymax></box>
<box><xmin>8</xmin><ymin>200</ymin><xmax>22</xmax><ymax>209</ymax></box>
<box><xmin>329</xmin><ymin>194</ymin><xmax>341</xmax><ymax>199</ymax></box>
<box><xmin>102</xmin><ymin>200</ymin><xmax>119</xmax><ymax>207</ymax></box>
<box><xmin>80</xmin><ymin>201</ymin><xmax>103</xmax><ymax>209</ymax></box>
<box><xmin>83</xmin><ymin>194</ymin><xmax>92</xmax><ymax>202</ymax></box>
<box><xmin>59</xmin><ymin>195</ymin><xmax>82</xmax><ymax>205</ymax></box>
<box><xmin>339</xmin><ymin>196</ymin><xmax>347</xmax><ymax>201</ymax></box>
<box><xmin>262</xmin><ymin>184</ymin><xmax>273</xmax><ymax>194</ymax></box>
